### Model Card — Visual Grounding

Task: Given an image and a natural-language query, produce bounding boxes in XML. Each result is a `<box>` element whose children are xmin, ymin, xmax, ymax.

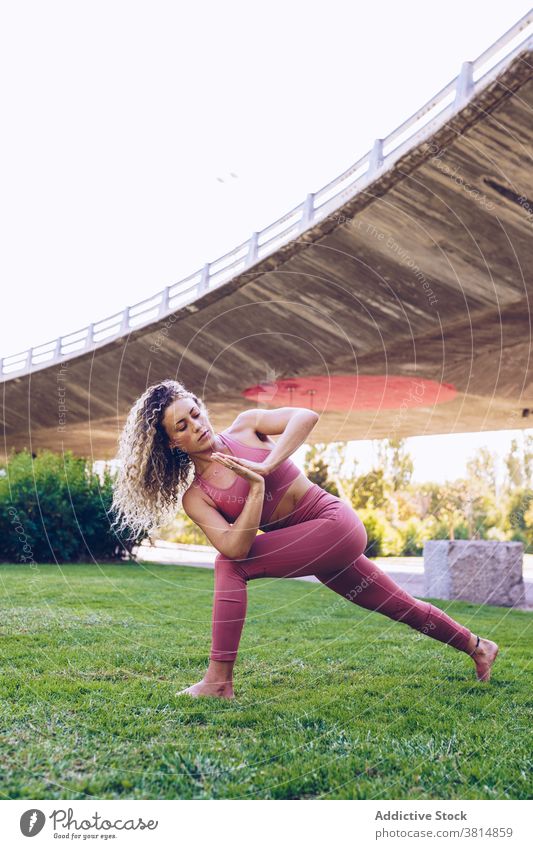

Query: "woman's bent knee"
<box><xmin>215</xmin><ymin>552</ymin><xmax>249</xmax><ymax>581</ymax></box>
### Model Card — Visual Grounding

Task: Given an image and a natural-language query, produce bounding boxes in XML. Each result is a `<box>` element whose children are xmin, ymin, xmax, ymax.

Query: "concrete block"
<box><xmin>423</xmin><ymin>540</ymin><xmax>525</xmax><ymax>607</ymax></box>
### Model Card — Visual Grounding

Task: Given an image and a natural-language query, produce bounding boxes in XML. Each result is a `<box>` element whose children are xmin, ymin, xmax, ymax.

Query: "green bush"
<box><xmin>431</xmin><ymin>519</ymin><xmax>469</xmax><ymax>541</ymax></box>
<box><xmin>356</xmin><ymin>508</ymin><xmax>388</xmax><ymax>558</ymax></box>
<box><xmin>380</xmin><ymin>523</ymin><xmax>403</xmax><ymax>557</ymax></box>
<box><xmin>398</xmin><ymin>517</ymin><xmax>425</xmax><ymax>556</ymax></box>
<box><xmin>504</xmin><ymin>489</ymin><xmax>533</xmax><ymax>552</ymax></box>
<box><xmin>0</xmin><ymin>449</ymin><xmax>146</xmax><ymax>563</ymax></box>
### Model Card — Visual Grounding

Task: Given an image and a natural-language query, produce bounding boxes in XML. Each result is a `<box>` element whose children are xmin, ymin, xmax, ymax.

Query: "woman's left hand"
<box><xmin>211</xmin><ymin>452</ymin><xmax>272</xmax><ymax>478</ymax></box>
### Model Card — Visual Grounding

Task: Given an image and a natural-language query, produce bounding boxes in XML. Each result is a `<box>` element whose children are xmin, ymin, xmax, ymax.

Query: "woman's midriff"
<box><xmin>263</xmin><ymin>474</ymin><xmax>315</xmax><ymax>530</ymax></box>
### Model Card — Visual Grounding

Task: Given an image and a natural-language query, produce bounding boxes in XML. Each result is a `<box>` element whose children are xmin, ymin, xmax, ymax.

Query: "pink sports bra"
<box><xmin>192</xmin><ymin>429</ymin><xmax>301</xmax><ymax>531</ymax></box>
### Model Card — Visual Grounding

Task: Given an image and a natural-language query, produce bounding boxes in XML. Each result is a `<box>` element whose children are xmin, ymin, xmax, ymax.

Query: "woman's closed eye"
<box><xmin>178</xmin><ymin>412</ymin><xmax>200</xmax><ymax>431</ymax></box>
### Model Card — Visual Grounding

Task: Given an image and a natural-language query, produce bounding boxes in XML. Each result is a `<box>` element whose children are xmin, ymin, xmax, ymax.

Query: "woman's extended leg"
<box><xmin>315</xmin><ymin>550</ymin><xmax>499</xmax><ymax>680</ymax></box>
<box><xmin>311</xmin><ymin>504</ymin><xmax>498</xmax><ymax>679</ymax></box>
<box><xmin>314</xmin><ymin>549</ymin><xmax>472</xmax><ymax>650</ymax></box>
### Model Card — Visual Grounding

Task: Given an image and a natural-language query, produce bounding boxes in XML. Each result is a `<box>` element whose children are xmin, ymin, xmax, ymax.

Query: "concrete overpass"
<box><xmin>2</xmin><ymin>12</ymin><xmax>533</xmax><ymax>460</ymax></box>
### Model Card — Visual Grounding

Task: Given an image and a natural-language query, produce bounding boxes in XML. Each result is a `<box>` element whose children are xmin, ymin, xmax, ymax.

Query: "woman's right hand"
<box><xmin>212</xmin><ymin>454</ymin><xmax>265</xmax><ymax>486</ymax></box>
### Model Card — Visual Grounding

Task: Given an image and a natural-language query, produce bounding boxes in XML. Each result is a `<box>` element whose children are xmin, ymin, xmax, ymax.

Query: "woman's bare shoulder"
<box><xmin>224</xmin><ymin>420</ymin><xmax>276</xmax><ymax>449</ymax></box>
<box><xmin>182</xmin><ymin>480</ymin><xmax>215</xmax><ymax>509</ymax></box>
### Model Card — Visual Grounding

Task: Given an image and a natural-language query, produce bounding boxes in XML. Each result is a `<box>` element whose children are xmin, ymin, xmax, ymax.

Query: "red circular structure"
<box><xmin>242</xmin><ymin>375</ymin><xmax>456</xmax><ymax>411</ymax></box>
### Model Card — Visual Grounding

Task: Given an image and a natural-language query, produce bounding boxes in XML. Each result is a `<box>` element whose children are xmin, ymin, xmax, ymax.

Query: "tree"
<box><xmin>324</xmin><ymin>441</ymin><xmax>352</xmax><ymax>502</ymax></box>
<box><xmin>464</xmin><ymin>447</ymin><xmax>500</xmax><ymax>538</ymax></box>
<box><xmin>504</xmin><ymin>487</ymin><xmax>533</xmax><ymax>545</ymax></box>
<box><xmin>376</xmin><ymin>437</ymin><xmax>414</xmax><ymax>490</ymax></box>
<box><xmin>419</xmin><ymin>480</ymin><xmax>466</xmax><ymax>540</ymax></box>
<box><xmin>522</xmin><ymin>434</ymin><xmax>533</xmax><ymax>489</ymax></box>
<box><xmin>350</xmin><ymin>468</ymin><xmax>388</xmax><ymax>511</ymax></box>
<box><xmin>303</xmin><ymin>444</ymin><xmax>339</xmax><ymax>496</ymax></box>
<box><xmin>466</xmin><ymin>446</ymin><xmax>497</xmax><ymax>494</ymax></box>
<box><xmin>504</xmin><ymin>438</ymin><xmax>523</xmax><ymax>490</ymax></box>
<box><xmin>503</xmin><ymin>433</ymin><xmax>533</xmax><ymax>492</ymax></box>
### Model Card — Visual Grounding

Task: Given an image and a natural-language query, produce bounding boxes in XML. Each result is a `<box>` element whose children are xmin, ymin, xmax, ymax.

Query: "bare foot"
<box><xmin>176</xmin><ymin>679</ymin><xmax>235</xmax><ymax>699</ymax></box>
<box><xmin>469</xmin><ymin>637</ymin><xmax>499</xmax><ymax>682</ymax></box>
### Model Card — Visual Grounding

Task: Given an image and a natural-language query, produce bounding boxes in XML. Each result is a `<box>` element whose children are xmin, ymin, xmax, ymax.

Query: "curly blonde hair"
<box><xmin>109</xmin><ymin>379</ymin><xmax>208</xmax><ymax>539</ymax></box>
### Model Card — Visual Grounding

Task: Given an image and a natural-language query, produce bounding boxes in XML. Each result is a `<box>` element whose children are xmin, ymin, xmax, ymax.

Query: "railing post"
<box><xmin>299</xmin><ymin>193</ymin><xmax>315</xmax><ymax>233</ymax></box>
<box><xmin>86</xmin><ymin>323</ymin><xmax>94</xmax><ymax>348</ymax></box>
<box><xmin>454</xmin><ymin>60</ymin><xmax>474</xmax><ymax>110</ymax></box>
<box><xmin>26</xmin><ymin>348</ymin><xmax>33</xmax><ymax>370</ymax></box>
<box><xmin>159</xmin><ymin>286</ymin><xmax>170</xmax><ymax>316</ymax></box>
<box><xmin>120</xmin><ymin>307</ymin><xmax>131</xmax><ymax>335</ymax></box>
<box><xmin>368</xmin><ymin>138</ymin><xmax>384</xmax><ymax>175</ymax></box>
<box><xmin>246</xmin><ymin>232</ymin><xmax>259</xmax><ymax>267</ymax></box>
<box><xmin>54</xmin><ymin>337</ymin><xmax>62</xmax><ymax>362</ymax></box>
<box><xmin>199</xmin><ymin>262</ymin><xmax>211</xmax><ymax>295</ymax></box>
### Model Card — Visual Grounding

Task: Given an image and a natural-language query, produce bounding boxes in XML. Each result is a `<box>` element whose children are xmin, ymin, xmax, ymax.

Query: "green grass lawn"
<box><xmin>0</xmin><ymin>561</ymin><xmax>531</xmax><ymax>800</ymax></box>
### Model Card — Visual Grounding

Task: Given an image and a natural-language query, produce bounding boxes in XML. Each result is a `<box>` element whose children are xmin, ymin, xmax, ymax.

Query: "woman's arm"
<box><xmin>228</xmin><ymin>478</ymin><xmax>266</xmax><ymax>560</ymax></box>
<box><xmin>183</xmin><ymin>479</ymin><xmax>265</xmax><ymax>561</ymax></box>
<box><xmin>256</xmin><ymin>410</ymin><xmax>319</xmax><ymax>473</ymax></box>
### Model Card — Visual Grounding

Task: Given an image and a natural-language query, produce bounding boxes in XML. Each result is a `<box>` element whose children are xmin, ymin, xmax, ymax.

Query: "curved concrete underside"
<box><xmin>2</xmin><ymin>48</ymin><xmax>533</xmax><ymax>460</ymax></box>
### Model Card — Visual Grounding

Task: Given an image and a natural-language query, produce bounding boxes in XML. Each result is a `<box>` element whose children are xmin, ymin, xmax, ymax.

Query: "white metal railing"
<box><xmin>2</xmin><ymin>9</ymin><xmax>532</xmax><ymax>380</ymax></box>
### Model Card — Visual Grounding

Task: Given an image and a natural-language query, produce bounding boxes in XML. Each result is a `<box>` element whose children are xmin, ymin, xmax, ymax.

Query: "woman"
<box><xmin>111</xmin><ymin>379</ymin><xmax>499</xmax><ymax>699</ymax></box>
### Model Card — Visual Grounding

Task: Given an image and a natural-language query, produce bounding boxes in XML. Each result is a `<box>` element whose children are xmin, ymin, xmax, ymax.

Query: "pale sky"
<box><xmin>2</xmin><ymin>0</ymin><xmax>531</xmax><ymax>481</ymax></box>
<box><xmin>291</xmin><ymin>428</ymin><xmax>533</xmax><ymax>487</ymax></box>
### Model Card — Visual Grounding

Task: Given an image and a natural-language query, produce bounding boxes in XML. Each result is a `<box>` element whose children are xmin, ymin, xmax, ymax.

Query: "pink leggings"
<box><xmin>210</xmin><ymin>484</ymin><xmax>473</xmax><ymax>662</ymax></box>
